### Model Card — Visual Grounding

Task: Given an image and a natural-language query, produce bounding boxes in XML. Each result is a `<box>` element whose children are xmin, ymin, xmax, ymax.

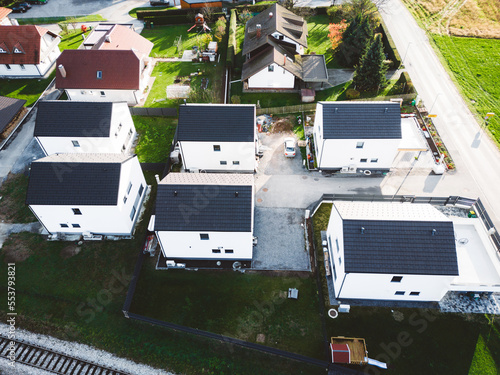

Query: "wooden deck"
<box><xmin>331</xmin><ymin>337</ymin><xmax>368</xmax><ymax>365</ymax></box>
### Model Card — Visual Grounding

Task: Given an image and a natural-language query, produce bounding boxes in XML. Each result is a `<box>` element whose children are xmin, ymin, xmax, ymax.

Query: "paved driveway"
<box><xmin>252</xmin><ymin>207</ymin><xmax>309</xmax><ymax>271</ymax></box>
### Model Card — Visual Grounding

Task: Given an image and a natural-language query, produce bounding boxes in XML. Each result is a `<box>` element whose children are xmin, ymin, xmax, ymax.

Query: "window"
<box><xmin>127</xmin><ymin>183</ymin><xmax>132</xmax><ymax>194</ymax></box>
<box><xmin>100</xmin><ymin>91</ymin><xmax>105</xmax><ymax>96</ymax></box>
<box><xmin>123</xmin><ymin>196</ymin><xmax>127</xmax><ymax>204</ymax></box>
<box><xmin>395</xmin><ymin>291</ymin><xmax>405</xmax><ymax>296</ymax></box>
<box><xmin>60</xmin><ymin>223</ymin><xmax>69</xmax><ymax>228</ymax></box>
<box><xmin>200</xmin><ymin>233</ymin><xmax>209</xmax><ymax>240</ymax></box>
<box><xmin>213</xmin><ymin>145</ymin><xmax>221</xmax><ymax>152</ymax></box>
<box><xmin>128</xmin><ymin>128</ymin><xmax>133</xmax><ymax>135</ymax></box>
<box><xmin>5</xmin><ymin>64</ymin><xmax>11</xmax><ymax>70</ymax></box>
<box><xmin>268</xmin><ymin>65</ymin><xmax>274</xmax><ymax>72</ymax></box>
<box><xmin>356</xmin><ymin>142</ymin><xmax>364</xmax><ymax>149</ymax></box>
<box><xmin>20</xmin><ymin>64</ymin><xmax>25</xmax><ymax>70</ymax></box>
<box><xmin>220</xmin><ymin>161</ymin><xmax>227</xmax><ymax>165</ymax></box>
<box><xmin>129</xmin><ymin>206</ymin><xmax>136</xmax><ymax>220</ymax></box>
<box><xmin>335</xmin><ymin>238</ymin><xmax>340</xmax><ymax>253</ymax></box>
<box><xmin>371</xmin><ymin>158</ymin><xmax>378</xmax><ymax>163</ymax></box>
<box><xmin>391</xmin><ymin>276</ymin><xmax>403</xmax><ymax>283</ymax></box>
<box><xmin>72</xmin><ymin>208</ymin><xmax>82</xmax><ymax>215</ymax></box>
<box><xmin>122</xmin><ymin>144</ymin><xmax>126</xmax><ymax>151</ymax></box>
<box><xmin>360</xmin><ymin>158</ymin><xmax>367</xmax><ymax>163</ymax></box>
<box><xmin>138</xmin><ymin>184</ymin><xmax>144</xmax><ymax>197</ymax></box>
<box><xmin>72</xmin><ymin>140</ymin><xmax>80</xmax><ymax>147</ymax></box>
<box><xmin>338</xmin><ymin>257</ymin><xmax>342</xmax><ymax>265</ymax></box>
<box><xmin>97</xmin><ymin>70</ymin><xmax>102</xmax><ymax>79</ymax></box>
<box><xmin>233</xmin><ymin>161</ymin><xmax>240</xmax><ymax>165</ymax></box>
<box><xmin>212</xmin><ymin>249</ymin><xmax>221</xmax><ymax>253</ymax></box>
<box><xmin>225</xmin><ymin>249</ymin><xmax>234</xmax><ymax>254</ymax></box>
<box><xmin>72</xmin><ymin>224</ymin><xmax>81</xmax><ymax>228</ymax></box>
<box><xmin>410</xmin><ymin>291</ymin><xmax>420</xmax><ymax>296</ymax></box>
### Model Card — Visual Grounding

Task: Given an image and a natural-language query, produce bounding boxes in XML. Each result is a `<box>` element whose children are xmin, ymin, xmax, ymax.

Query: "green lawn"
<box><xmin>307</xmin><ymin>15</ymin><xmax>342</xmax><ymax>69</ymax></box>
<box><xmin>431</xmin><ymin>35</ymin><xmax>500</xmax><ymax>144</ymax></box>
<box><xmin>133</xmin><ymin>116</ymin><xmax>177</xmax><ymax>163</ymax></box>
<box><xmin>58</xmin><ymin>29</ymin><xmax>91</xmax><ymax>51</ymax></box>
<box><xmin>0</xmin><ymin>174</ymin><xmax>35</xmax><ymax>223</ymax></box>
<box><xmin>312</xmin><ymin>203</ymin><xmax>500</xmax><ymax>375</ymax></box>
<box><xmin>16</xmin><ymin>14</ymin><xmax>106</xmax><ymax>25</ymax></box>
<box><xmin>141</xmin><ymin>25</ymin><xmax>214</xmax><ymax>58</ymax></box>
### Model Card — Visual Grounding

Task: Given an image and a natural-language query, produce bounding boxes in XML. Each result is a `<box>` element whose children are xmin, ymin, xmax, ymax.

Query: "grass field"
<box><xmin>312</xmin><ymin>203</ymin><xmax>500</xmax><ymax>375</ymax></box>
<box><xmin>0</xmin><ymin>174</ymin><xmax>35</xmax><ymax>223</ymax></box>
<box><xmin>402</xmin><ymin>0</ymin><xmax>500</xmax><ymax>38</ymax></box>
<box><xmin>16</xmin><ymin>15</ymin><xmax>106</xmax><ymax>25</ymax></box>
<box><xmin>431</xmin><ymin>35</ymin><xmax>500</xmax><ymax>144</ymax></box>
<box><xmin>307</xmin><ymin>15</ymin><xmax>343</xmax><ymax>69</ymax></box>
<box><xmin>133</xmin><ymin>116</ymin><xmax>177</xmax><ymax>163</ymax></box>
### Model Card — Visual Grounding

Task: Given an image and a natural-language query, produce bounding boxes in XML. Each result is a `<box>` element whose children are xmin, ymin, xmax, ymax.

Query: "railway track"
<box><xmin>0</xmin><ymin>334</ymin><xmax>131</xmax><ymax>375</ymax></box>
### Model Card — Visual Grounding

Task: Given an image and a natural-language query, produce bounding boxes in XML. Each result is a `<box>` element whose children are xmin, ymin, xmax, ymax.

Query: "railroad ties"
<box><xmin>0</xmin><ymin>335</ymin><xmax>132</xmax><ymax>375</ymax></box>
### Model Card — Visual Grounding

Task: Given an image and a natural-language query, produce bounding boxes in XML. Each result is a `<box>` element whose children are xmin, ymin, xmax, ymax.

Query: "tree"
<box><xmin>282</xmin><ymin>0</ymin><xmax>314</xmax><ymax>20</ymax></box>
<box><xmin>339</xmin><ymin>14</ymin><xmax>373</xmax><ymax>66</ymax></box>
<box><xmin>239</xmin><ymin>8</ymin><xmax>253</xmax><ymax>25</ymax></box>
<box><xmin>342</xmin><ymin>0</ymin><xmax>384</xmax><ymax>27</ymax></box>
<box><xmin>328</xmin><ymin>19</ymin><xmax>348</xmax><ymax>52</ymax></box>
<box><xmin>214</xmin><ymin>16</ymin><xmax>227</xmax><ymax>42</ymax></box>
<box><xmin>353</xmin><ymin>33</ymin><xmax>388</xmax><ymax>92</ymax></box>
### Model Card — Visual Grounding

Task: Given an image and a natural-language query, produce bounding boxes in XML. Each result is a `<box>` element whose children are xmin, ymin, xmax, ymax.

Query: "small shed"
<box><xmin>301</xmin><ymin>89</ymin><xmax>315</xmax><ymax>103</ymax></box>
<box><xmin>330</xmin><ymin>344</ymin><xmax>350</xmax><ymax>364</ymax></box>
<box><xmin>330</xmin><ymin>337</ymin><xmax>368</xmax><ymax>365</ymax></box>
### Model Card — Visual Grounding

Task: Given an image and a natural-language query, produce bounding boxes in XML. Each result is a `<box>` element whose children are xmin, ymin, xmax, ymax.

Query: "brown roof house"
<box><xmin>241</xmin><ymin>4</ymin><xmax>328</xmax><ymax>91</ymax></box>
<box><xmin>0</xmin><ymin>25</ymin><xmax>61</xmax><ymax>78</ymax></box>
<box><xmin>0</xmin><ymin>96</ymin><xmax>26</xmax><ymax>140</ymax></box>
<box><xmin>56</xmin><ymin>24</ymin><xmax>154</xmax><ymax>106</ymax></box>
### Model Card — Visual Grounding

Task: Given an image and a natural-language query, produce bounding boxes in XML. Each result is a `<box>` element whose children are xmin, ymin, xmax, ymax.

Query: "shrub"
<box><xmin>346</xmin><ymin>88</ymin><xmax>360</xmax><ymax>99</ymax></box>
<box><xmin>377</xmin><ymin>18</ymin><xmax>401</xmax><ymax>68</ymax></box>
<box><xmin>235</xmin><ymin>2</ymin><xmax>277</xmax><ymax>14</ymax></box>
<box><xmin>327</xmin><ymin>5</ymin><xmax>343</xmax><ymax>21</ymax></box>
<box><xmin>226</xmin><ymin>9</ymin><xmax>237</xmax><ymax>68</ymax></box>
<box><xmin>231</xmin><ymin>95</ymin><xmax>241</xmax><ymax>104</ymax></box>
<box><xmin>396</xmin><ymin>71</ymin><xmax>415</xmax><ymax>94</ymax></box>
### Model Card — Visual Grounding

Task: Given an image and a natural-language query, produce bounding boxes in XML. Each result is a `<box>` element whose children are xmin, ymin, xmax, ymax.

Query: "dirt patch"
<box><xmin>2</xmin><ymin>237</ymin><xmax>33</xmax><ymax>263</ymax></box>
<box><xmin>270</xmin><ymin>116</ymin><xmax>294</xmax><ymax>133</ymax></box>
<box><xmin>60</xmin><ymin>245</ymin><xmax>82</xmax><ymax>259</ymax></box>
<box><xmin>256</xmin><ymin>333</ymin><xmax>266</xmax><ymax>343</ymax></box>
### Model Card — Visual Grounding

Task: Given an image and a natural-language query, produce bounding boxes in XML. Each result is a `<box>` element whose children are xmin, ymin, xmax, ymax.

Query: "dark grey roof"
<box><xmin>301</xmin><ymin>54</ymin><xmax>328</xmax><ymax>82</ymax></box>
<box><xmin>34</xmin><ymin>101</ymin><xmax>114</xmax><ymax>137</ymax></box>
<box><xmin>177</xmin><ymin>105</ymin><xmax>255</xmax><ymax>142</ymax></box>
<box><xmin>155</xmin><ymin>185</ymin><xmax>252</xmax><ymax>232</ymax></box>
<box><xmin>0</xmin><ymin>96</ymin><xmax>26</xmax><ymax>133</ymax></box>
<box><xmin>343</xmin><ymin>220</ymin><xmax>458</xmax><ymax>275</ymax></box>
<box><xmin>320</xmin><ymin>102</ymin><xmax>402</xmax><ymax>139</ymax></box>
<box><xmin>26</xmin><ymin>161</ymin><xmax>121</xmax><ymax>206</ymax></box>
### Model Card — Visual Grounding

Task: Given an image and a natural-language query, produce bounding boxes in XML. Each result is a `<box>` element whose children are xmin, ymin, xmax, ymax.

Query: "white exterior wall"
<box><xmin>157</xmin><ymin>231</ymin><xmax>253</xmax><ymax>260</ymax></box>
<box><xmin>247</xmin><ymin>63</ymin><xmax>295</xmax><ymax>89</ymax></box>
<box><xmin>65</xmin><ymin>89</ymin><xmax>139</xmax><ymax>105</ymax></box>
<box><xmin>326</xmin><ymin>203</ymin><xmax>454</xmax><ymax>302</ymax></box>
<box><xmin>30</xmin><ymin>157</ymin><xmax>146</xmax><ymax>235</ymax></box>
<box><xmin>271</xmin><ymin>32</ymin><xmax>303</xmax><ymax>54</ymax></box>
<box><xmin>179</xmin><ymin>141</ymin><xmax>256</xmax><ymax>172</ymax></box>
<box><xmin>339</xmin><ymin>273</ymin><xmax>454</xmax><ymax>301</ymax></box>
<box><xmin>36</xmin><ymin>103</ymin><xmax>136</xmax><ymax>155</ymax></box>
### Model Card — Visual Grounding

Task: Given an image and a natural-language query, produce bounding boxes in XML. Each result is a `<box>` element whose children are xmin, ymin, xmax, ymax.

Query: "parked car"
<box><xmin>150</xmin><ymin>0</ymin><xmax>169</xmax><ymax>5</ymax></box>
<box><xmin>26</xmin><ymin>0</ymin><xmax>48</xmax><ymax>4</ymax></box>
<box><xmin>17</xmin><ymin>2</ymin><xmax>32</xmax><ymax>10</ymax></box>
<box><xmin>9</xmin><ymin>4</ymin><xmax>27</xmax><ymax>12</ymax></box>
<box><xmin>284</xmin><ymin>137</ymin><xmax>296</xmax><ymax>158</ymax></box>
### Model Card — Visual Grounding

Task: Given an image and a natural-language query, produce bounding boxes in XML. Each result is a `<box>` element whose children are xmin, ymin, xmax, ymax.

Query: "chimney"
<box><xmin>256</xmin><ymin>24</ymin><xmax>261</xmax><ymax>38</ymax></box>
<box><xmin>58</xmin><ymin>64</ymin><xmax>66</xmax><ymax>78</ymax></box>
<box><xmin>105</xmin><ymin>35</ymin><xmax>111</xmax><ymax>43</ymax></box>
<box><xmin>235</xmin><ymin>192</ymin><xmax>239</xmax><ymax>197</ymax></box>
<box><xmin>155</xmin><ymin>174</ymin><xmax>160</xmax><ymax>184</ymax></box>
<box><xmin>269</xmin><ymin>12</ymin><xmax>273</xmax><ymax>18</ymax></box>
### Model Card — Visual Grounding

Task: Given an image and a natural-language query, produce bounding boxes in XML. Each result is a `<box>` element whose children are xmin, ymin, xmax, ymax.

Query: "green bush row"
<box><xmin>143</xmin><ymin>13</ymin><xmax>225</xmax><ymax>26</ymax></box>
<box><xmin>234</xmin><ymin>2</ymin><xmax>277</xmax><ymax>14</ymax></box>
<box><xmin>377</xmin><ymin>18</ymin><xmax>401</xmax><ymax>68</ymax></box>
<box><xmin>396</xmin><ymin>71</ymin><xmax>415</xmax><ymax>94</ymax></box>
<box><xmin>226</xmin><ymin>9</ymin><xmax>237</xmax><ymax>68</ymax></box>
<box><xmin>137</xmin><ymin>7</ymin><xmax>223</xmax><ymax>20</ymax></box>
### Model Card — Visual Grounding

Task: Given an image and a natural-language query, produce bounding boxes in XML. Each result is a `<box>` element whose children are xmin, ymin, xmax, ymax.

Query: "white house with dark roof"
<box><xmin>176</xmin><ymin>104</ymin><xmax>258</xmax><ymax>172</ymax></box>
<box><xmin>154</xmin><ymin>173</ymin><xmax>254</xmax><ymax>269</ymax></box>
<box><xmin>34</xmin><ymin>101</ymin><xmax>136</xmax><ymax>155</ymax></box>
<box><xmin>314</xmin><ymin>101</ymin><xmax>403</xmax><ymax>174</ymax></box>
<box><xmin>326</xmin><ymin>201</ymin><xmax>460</xmax><ymax>302</ymax></box>
<box><xmin>26</xmin><ymin>153</ymin><xmax>147</xmax><ymax>237</ymax></box>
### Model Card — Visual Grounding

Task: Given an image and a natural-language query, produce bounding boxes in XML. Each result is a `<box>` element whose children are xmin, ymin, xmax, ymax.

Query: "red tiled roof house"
<box><xmin>0</xmin><ymin>25</ymin><xmax>61</xmax><ymax>78</ymax></box>
<box><xmin>55</xmin><ymin>24</ymin><xmax>153</xmax><ymax>106</ymax></box>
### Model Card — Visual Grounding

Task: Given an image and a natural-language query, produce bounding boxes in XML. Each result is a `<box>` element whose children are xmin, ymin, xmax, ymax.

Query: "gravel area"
<box><xmin>0</xmin><ymin>323</ymin><xmax>175</xmax><ymax>375</ymax></box>
<box><xmin>252</xmin><ymin>207</ymin><xmax>310</xmax><ymax>271</ymax></box>
<box><xmin>257</xmin><ymin>133</ymin><xmax>307</xmax><ymax>176</ymax></box>
<box><xmin>439</xmin><ymin>291</ymin><xmax>500</xmax><ymax>314</ymax></box>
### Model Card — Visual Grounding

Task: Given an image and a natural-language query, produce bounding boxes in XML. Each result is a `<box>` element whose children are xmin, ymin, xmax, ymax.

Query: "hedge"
<box><xmin>226</xmin><ymin>9</ymin><xmax>237</xmax><ymax>68</ymax></box>
<box><xmin>235</xmin><ymin>2</ymin><xmax>277</xmax><ymax>14</ymax></box>
<box><xmin>378</xmin><ymin>18</ymin><xmax>401</xmax><ymax>68</ymax></box>
<box><xmin>396</xmin><ymin>71</ymin><xmax>415</xmax><ymax>94</ymax></box>
<box><xmin>144</xmin><ymin>13</ymin><xmax>225</xmax><ymax>26</ymax></box>
<box><xmin>137</xmin><ymin>7</ymin><xmax>223</xmax><ymax>20</ymax></box>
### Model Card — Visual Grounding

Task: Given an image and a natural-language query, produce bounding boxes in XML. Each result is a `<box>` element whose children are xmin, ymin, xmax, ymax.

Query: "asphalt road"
<box><xmin>379</xmin><ymin>0</ymin><xmax>500</xmax><ymax>226</ymax></box>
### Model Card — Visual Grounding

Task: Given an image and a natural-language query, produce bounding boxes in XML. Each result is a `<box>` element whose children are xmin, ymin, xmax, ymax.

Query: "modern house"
<box><xmin>154</xmin><ymin>173</ymin><xmax>254</xmax><ymax>269</ymax></box>
<box><xmin>313</xmin><ymin>101</ymin><xmax>403</xmax><ymax>174</ymax></box>
<box><xmin>325</xmin><ymin>201</ymin><xmax>500</xmax><ymax>302</ymax></box>
<box><xmin>26</xmin><ymin>153</ymin><xmax>147</xmax><ymax>237</ymax></box>
<box><xmin>34</xmin><ymin>101</ymin><xmax>136</xmax><ymax>155</ymax></box>
<box><xmin>55</xmin><ymin>24</ymin><xmax>154</xmax><ymax>105</ymax></box>
<box><xmin>241</xmin><ymin>4</ymin><xmax>328</xmax><ymax>90</ymax></box>
<box><xmin>176</xmin><ymin>104</ymin><xmax>258</xmax><ymax>172</ymax></box>
<box><xmin>0</xmin><ymin>96</ymin><xmax>26</xmax><ymax>139</ymax></box>
<box><xmin>0</xmin><ymin>25</ymin><xmax>61</xmax><ymax>78</ymax></box>
<box><xmin>0</xmin><ymin>7</ymin><xmax>12</xmax><ymax>25</ymax></box>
